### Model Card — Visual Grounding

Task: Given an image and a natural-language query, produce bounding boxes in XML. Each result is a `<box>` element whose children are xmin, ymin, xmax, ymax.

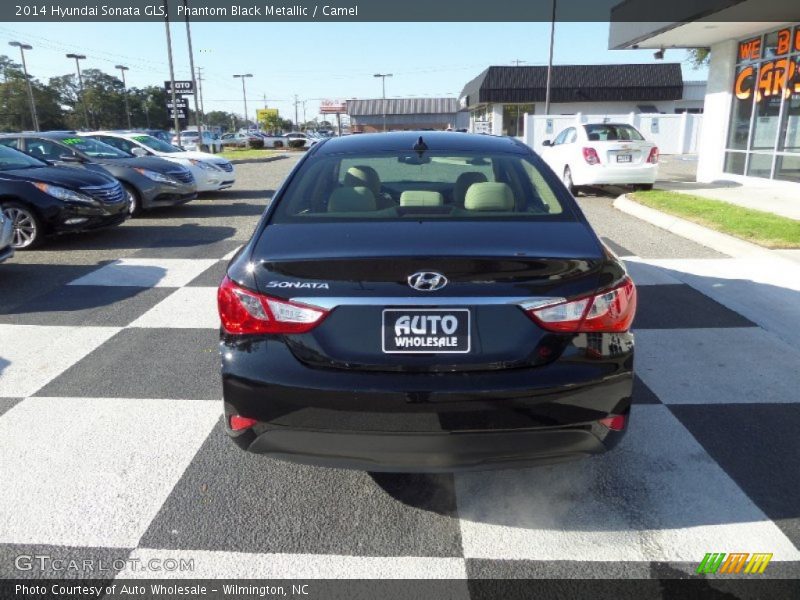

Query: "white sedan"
<box><xmin>86</xmin><ymin>132</ymin><xmax>235</xmax><ymax>193</ymax></box>
<box><xmin>172</xmin><ymin>130</ymin><xmax>223</xmax><ymax>153</ymax></box>
<box><xmin>539</xmin><ymin>123</ymin><xmax>658</xmax><ymax>194</ymax></box>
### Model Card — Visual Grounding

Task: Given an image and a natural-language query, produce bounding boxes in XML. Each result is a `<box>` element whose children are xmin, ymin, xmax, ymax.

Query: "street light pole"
<box><xmin>9</xmin><ymin>42</ymin><xmax>38</xmax><ymax>131</ymax></box>
<box><xmin>162</xmin><ymin>0</ymin><xmax>182</xmax><ymax>146</ymax></box>
<box><xmin>233</xmin><ymin>74</ymin><xmax>253</xmax><ymax>130</ymax></box>
<box><xmin>115</xmin><ymin>65</ymin><xmax>132</xmax><ymax>129</ymax></box>
<box><xmin>182</xmin><ymin>0</ymin><xmax>202</xmax><ymax>140</ymax></box>
<box><xmin>373</xmin><ymin>73</ymin><xmax>392</xmax><ymax>132</ymax></box>
<box><xmin>66</xmin><ymin>53</ymin><xmax>89</xmax><ymax>129</ymax></box>
<box><xmin>544</xmin><ymin>0</ymin><xmax>557</xmax><ymax>116</ymax></box>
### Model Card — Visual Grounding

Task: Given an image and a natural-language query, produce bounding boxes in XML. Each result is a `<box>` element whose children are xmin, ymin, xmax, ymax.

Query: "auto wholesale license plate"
<box><xmin>382</xmin><ymin>309</ymin><xmax>471</xmax><ymax>353</ymax></box>
<box><xmin>616</xmin><ymin>154</ymin><xmax>632</xmax><ymax>163</ymax></box>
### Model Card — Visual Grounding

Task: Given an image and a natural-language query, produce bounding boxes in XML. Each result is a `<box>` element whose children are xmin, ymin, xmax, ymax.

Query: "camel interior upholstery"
<box><xmin>399</xmin><ymin>191</ymin><xmax>444</xmax><ymax>207</ymax></box>
<box><xmin>463</xmin><ymin>182</ymin><xmax>515</xmax><ymax>211</ymax></box>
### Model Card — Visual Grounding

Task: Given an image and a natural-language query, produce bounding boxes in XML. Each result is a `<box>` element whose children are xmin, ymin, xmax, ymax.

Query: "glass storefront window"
<box><xmin>776</xmin><ymin>154</ymin><xmax>800</xmax><ymax>182</ymax></box>
<box><xmin>502</xmin><ymin>103</ymin><xmax>534</xmax><ymax>137</ymax></box>
<box><xmin>724</xmin><ymin>25</ymin><xmax>800</xmax><ymax>180</ymax></box>
<box><xmin>724</xmin><ymin>151</ymin><xmax>747</xmax><ymax>175</ymax></box>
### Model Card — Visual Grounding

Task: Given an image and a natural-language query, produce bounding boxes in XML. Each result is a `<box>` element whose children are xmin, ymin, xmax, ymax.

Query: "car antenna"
<box><xmin>413</xmin><ymin>135</ymin><xmax>428</xmax><ymax>156</ymax></box>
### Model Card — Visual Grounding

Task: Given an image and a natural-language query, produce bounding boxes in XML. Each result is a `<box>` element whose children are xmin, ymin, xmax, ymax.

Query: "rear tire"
<box><xmin>123</xmin><ymin>183</ymin><xmax>143</xmax><ymax>217</ymax></box>
<box><xmin>273</xmin><ymin>141</ymin><xmax>284</xmax><ymax>149</ymax></box>
<box><xmin>635</xmin><ymin>183</ymin><xmax>654</xmax><ymax>191</ymax></box>
<box><xmin>563</xmin><ymin>166</ymin><xmax>579</xmax><ymax>196</ymax></box>
<box><xmin>2</xmin><ymin>201</ymin><xmax>43</xmax><ymax>249</ymax></box>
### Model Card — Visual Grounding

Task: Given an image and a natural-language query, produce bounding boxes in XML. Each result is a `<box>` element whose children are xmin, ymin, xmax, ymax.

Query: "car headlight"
<box><xmin>133</xmin><ymin>168</ymin><xmax>179</xmax><ymax>184</ymax></box>
<box><xmin>188</xmin><ymin>159</ymin><xmax>221</xmax><ymax>171</ymax></box>
<box><xmin>32</xmin><ymin>182</ymin><xmax>99</xmax><ymax>206</ymax></box>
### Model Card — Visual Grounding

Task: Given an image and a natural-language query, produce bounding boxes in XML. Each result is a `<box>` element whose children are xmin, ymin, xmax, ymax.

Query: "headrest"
<box><xmin>400</xmin><ymin>191</ymin><xmax>444</xmax><ymax>207</ymax></box>
<box><xmin>328</xmin><ymin>186</ymin><xmax>376</xmax><ymax>212</ymax></box>
<box><xmin>343</xmin><ymin>165</ymin><xmax>381</xmax><ymax>195</ymax></box>
<box><xmin>464</xmin><ymin>182</ymin><xmax>515</xmax><ymax>212</ymax></box>
<box><xmin>454</xmin><ymin>171</ymin><xmax>488</xmax><ymax>207</ymax></box>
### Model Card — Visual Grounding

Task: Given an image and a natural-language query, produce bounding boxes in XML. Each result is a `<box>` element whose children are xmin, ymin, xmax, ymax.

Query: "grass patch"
<box><xmin>629</xmin><ymin>190</ymin><xmax>800</xmax><ymax>249</ymax></box>
<box><xmin>218</xmin><ymin>148</ymin><xmax>281</xmax><ymax>160</ymax></box>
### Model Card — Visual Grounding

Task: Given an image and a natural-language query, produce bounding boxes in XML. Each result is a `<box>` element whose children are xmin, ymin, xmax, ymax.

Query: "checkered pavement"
<box><xmin>1</xmin><ymin>238</ymin><xmax>799</xmax><ymax>583</ymax></box>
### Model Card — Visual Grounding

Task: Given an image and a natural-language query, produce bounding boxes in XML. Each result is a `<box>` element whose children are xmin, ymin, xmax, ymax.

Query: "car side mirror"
<box><xmin>59</xmin><ymin>154</ymin><xmax>82</xmax><ymax>163</ymax></box>
<box><xmin>130</xmin><ymin>147</ymin><xmax>148</xmax><ymax>157</ymax></box>
<box><xmin>541</xmin><ymin>140</ymin><xmax>552</xmax><ymax>147</ymax></box>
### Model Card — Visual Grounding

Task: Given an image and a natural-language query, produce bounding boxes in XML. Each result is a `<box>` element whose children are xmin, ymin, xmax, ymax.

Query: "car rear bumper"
<box><xmin>0</xmin><ymin>244</ymin><xmax>13</xmax><ymax>263</ymax></box>
<box><xmin>230</xmin><ymin>422</ymin><xmax>624</xmax><ymax>472</ymax></box>
<box><xmin>575</xmin><ymin>164</ymin><xmax>658</xmax><ymax>186</ymax></box>
<box><xmin>0</xmin><ymin>218</ymin><xmax>13</xmax><ymax>261</ymax></box>
<box><xmin>221</xmin><ymin>336</ymin><xmax>633</xmax><ymax>471</ymax></box>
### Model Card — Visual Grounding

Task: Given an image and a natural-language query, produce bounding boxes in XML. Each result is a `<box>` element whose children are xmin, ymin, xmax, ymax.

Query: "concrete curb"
<box><xmin>613</xmin><ymin>194</ymin><xmax>777</xmax><ymax>259</ymax></box>
<box><xmin>227</xmin><ymin>155</ymin><xmax>290</xmax><ymax>166</ymax></box>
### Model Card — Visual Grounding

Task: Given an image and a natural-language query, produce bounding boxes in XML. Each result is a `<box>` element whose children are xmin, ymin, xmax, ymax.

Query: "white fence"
<box><xmin>523</xmin><ymin>112</ymin><xmax>703</xmax><ymax>155</ymax></box>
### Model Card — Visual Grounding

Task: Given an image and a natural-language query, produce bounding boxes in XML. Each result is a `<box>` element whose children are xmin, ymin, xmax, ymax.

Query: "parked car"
<box><xmin>172</xmin><ymin>130</ymin><xmax>223</xmax><ymax>154</ymax></box>
<box><xmin>0</xmin><ymin>144</ymin><xmax>128</xmax><ymax>249</ymax></box>
<box><xmin>283</xmin><ymin>131</ymin><xmax>317</xmax><ymax>148</ymax></box>
<box><xmin>219</xmin><ymin>132</ymin><xmax>250</xmax><ymax>148</ymax></box>
<box><xmin>0</xmin><ymin>132</ymin><xmax>197</xmax><ymax>216</ymax></box>
<box><xmin>0</xmin><ymin>207</ymin><xmax>14</xmax><ymax>261</ymax></box>
<box><xmin>217</xmin><ymin>131</ymin><xmax>636</xmax><ymax>471</ymax></box>
<box><xmin>137</xmin><ymin>129</ymin><xmax>173</xmax><ymax>144</ymax></box>
<box><xmin>539</xmin><ymin>123</ymin><xmax>658</xmax><ymax>194</ymax></box>
<box><xmin>86</xmin><ymin>132</ymin><xmax>235</xmax><ymax>193</ymax></box>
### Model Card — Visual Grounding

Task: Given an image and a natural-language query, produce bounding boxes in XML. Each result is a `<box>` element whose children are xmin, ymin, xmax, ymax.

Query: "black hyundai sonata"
<box><xmin>219</xmin><ymin>132</ymin><xmax>636</xmax><ymax>472</ymax></box>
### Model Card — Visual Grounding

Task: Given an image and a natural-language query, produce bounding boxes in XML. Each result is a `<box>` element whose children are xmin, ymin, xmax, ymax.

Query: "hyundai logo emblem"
<box><xmin>408</xmin><ymin>271</ymin><xmax>448</xmax><ymax>291</ymax></box>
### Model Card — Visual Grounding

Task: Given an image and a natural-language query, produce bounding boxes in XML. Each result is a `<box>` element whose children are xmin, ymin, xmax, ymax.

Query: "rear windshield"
<box><xmin>61</xmin><ymin>136</ymin><xmax>131</xmax><ymax>159</ymax></box>
<box><xmin>583</xmin><ymin>124</ymin><xmax>644</xmax><ymax>142</ymax></box>
<box><xmin>271</xmin><ymin>152</ymin><xmax>574</xmax><ymax>223</ymax></box>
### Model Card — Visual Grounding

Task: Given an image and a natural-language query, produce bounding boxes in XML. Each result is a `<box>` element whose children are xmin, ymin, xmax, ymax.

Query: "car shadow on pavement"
<box><xmin>36</xmin><ymin>224</ymin><xmax>237</xmax><ymax>251</ymax></box>
<box><xmin>370</xmin><ymin>263</ymin><xmax>800</xmax><ymax>550</ymax></box>
<box><xmin>146</xmin><ymin>201</ymin><xmax>270</xmax><ymax>219</ymax></box>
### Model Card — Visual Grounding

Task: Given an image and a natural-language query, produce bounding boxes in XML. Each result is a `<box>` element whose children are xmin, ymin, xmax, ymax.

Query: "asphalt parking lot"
<box><xmin>1</xmin><ymin>155</ymin><xmax>798</xmax><ymax>583</ymax></box>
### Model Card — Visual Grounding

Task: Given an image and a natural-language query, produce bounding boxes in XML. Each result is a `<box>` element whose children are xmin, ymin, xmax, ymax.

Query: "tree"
<box><xmin>259</xmin><ymin>110</ymin><xmax>281</xmax><ymax>133</ymax></box>
<box><xmin>0</xmin><ymin>55</ymin><xmax>66</xmax><ymax>131</ymax></box>
<box><xmin>205</xmin><ymin>110</ymin><xmax>237</xmax><ymax>131</ymax></box>
<box><xmin>686</xmin><ymin>48</ymin><xmax>710</xmax><ymax>69</ymax></box>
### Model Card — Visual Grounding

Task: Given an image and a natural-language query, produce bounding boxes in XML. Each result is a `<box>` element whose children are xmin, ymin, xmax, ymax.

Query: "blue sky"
<box><xmin>0</xmin><ymin>21</ymin><xmax>706</xmax><ymax>121</ymax></box>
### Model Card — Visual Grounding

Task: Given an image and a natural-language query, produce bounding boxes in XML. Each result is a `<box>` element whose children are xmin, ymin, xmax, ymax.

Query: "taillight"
<box><xmin>647</xmin><ymin>146</ymin><xmax>659</xmax><ymax>164</ymax></box>
<box><xmin>217</xmin><ymin>276</ymin><xmax>329</xmax><ymax>335</ymax></box>
<box><xmin>525</xmin><ymin>277</ymin><xmax>636</xmax><ymax>333</ymax></box>
<box><xmin>599</xmin><ymin>414</ymin><xmax>627</xmax><ymax>431</ymax></box>
<box><xmin>230</xmin><ymin>415</ymin><xmax>258</xmax><ymax>431</ymax></box>
<box><xmin>582</xmin><ymin>147</ymin><xmax>600</xmax><ymax>165</ymax></box>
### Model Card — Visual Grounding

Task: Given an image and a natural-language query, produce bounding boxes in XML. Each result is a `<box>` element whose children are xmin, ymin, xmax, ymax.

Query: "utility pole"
<box><xmin>9</xmin><ymin>42</ymin><xmax>38</xmax><ymax>131</ymax></box>
<box><xmin>115</xmin><ymin>65</ymin><xmax>132</xmax><ymax>129</ymax></box>
<box><xmin>293</xmin><ymin>94</ymin><xmax>299</xmax><ymax>131</ymax></box>
<box><xmin>196</xmin><ymin>67</ymin><xmax>205</xmax><ymax>117</ymax></box>
<box><xmin>373</xmin><ymin>73</ymin><xmax>392</xmax><ymax>132</ymax></box>
<box><xmin>66</xmin><ymin>53</ymin><xmax>89</xmax><ymax>129</ymax></box>
<box><xmin>182</xmin><ymin>0</ymin><xmax>202</xmax><ymax>139</ymax></box>
<box><xmin>163</xmin><ymin>0</ymin><xmax>182</xmax><ymax>145</ymax></box>
<box><xmin>544</xmin><ymin>0</ymin><xmax>557</xmax><ymax>116</ymax></box>
<box><xmin>511</xmin><ymin>59</ymin><xmax>527</xmax><ymax>66</ymax></box>
<box><xmin>233</xmin><ymin>74</ymin><xmax>253</xmax><ymax>130</ymax></box>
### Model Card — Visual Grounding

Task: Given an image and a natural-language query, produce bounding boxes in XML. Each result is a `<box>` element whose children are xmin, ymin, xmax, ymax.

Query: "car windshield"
<box><xmin>0</xmin><ymin>144</ymin><xmax>46</xmax><ymax>171</ymax></box>
<box><xmin>583</xmin><ymin>124</ymin><xmax>645</xmax><ymax>142</ymax></box>
<box><xmin>131</xmin><ymin>134</ymin><xmax>183</xmax><ymax>153</ymax></box>
<box><xmin>61</xmin><ymin>136</ymin><xmax>131</xmax><ymax>158</ymax></box>
<box><xmin>271</xmin><ymin>151</ymin><xmax>573</xmax><ymax>223</ymax></box>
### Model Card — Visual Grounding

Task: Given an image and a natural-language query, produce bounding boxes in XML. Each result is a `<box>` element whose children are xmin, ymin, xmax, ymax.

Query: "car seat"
<box><xmin>328</xmin><ymin>186</ymin><xmax>377</xmax><ymax>212</ymax></box>
<box><xmin>454</xmin><ymin>172</ymin><xmax>488</xmax><ymax>207</ymax></box>
<box><xmin>464</xmin><ymin>182</ymin><xmax>515</xmax><ymax>212</ymax></box>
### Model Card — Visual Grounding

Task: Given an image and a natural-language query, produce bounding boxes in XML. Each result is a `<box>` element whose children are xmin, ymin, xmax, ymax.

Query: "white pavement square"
<box><xmin>120</xmin><ymin>549</ymin><xmax>468</xmax><ymax>579</ymax></box>
<box><xmin>129</xmin><ymin>287</ymin><xmax>220</xmax><ymax>329</ymax></box>
<box><xmin>455</xmin><ymin>404</ymin><xmax>800</xmax><ymax>563</ymax></box>
<box><xmin>635</xmin><ymin>328</ymin><xmax>800</xmax><ymax>405</ymax></box>
<box><xmin>68</xmin><ymin>259</ymin><xmax>218</xmax><ymax>289</ymax></box>
<box><xmin>0</xmin><ymin>324</ymin><xmax>120</xmax><ymax>398</ymax></box>
<box><xmin>0</xmin><ymin>396</ymin><xmax>221</xmax><ymax>548</ymax></box>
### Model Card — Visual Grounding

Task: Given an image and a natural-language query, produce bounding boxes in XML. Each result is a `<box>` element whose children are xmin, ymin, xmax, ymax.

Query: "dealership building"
<box><xmin>611</xmin><ymin>8</ymin><xmax>800</xmax><ymax>184</ymax></box>
<box><xmin>346</xmin><ymin>98</ymin><xmax>468</xmax><ymax>132</ymax></box>
<box><xmin>458</xmin><ymin>64</ymin><xmax>705</xmax><ymax>138</ymax></box>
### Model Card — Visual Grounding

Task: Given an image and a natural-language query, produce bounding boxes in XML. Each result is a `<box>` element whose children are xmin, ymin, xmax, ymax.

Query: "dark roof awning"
<box><xmin>346</xmin><ymin>98</ymin><xmax>459</xmax><ymax>117</ymax></box>
<box><xmin>459</xmin><ymin>64</ymin><xmax>684</xmax><ymax>106</ymax></box>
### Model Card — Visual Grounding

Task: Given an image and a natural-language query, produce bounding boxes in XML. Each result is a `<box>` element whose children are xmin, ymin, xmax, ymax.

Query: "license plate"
<box><xmin>616</xmin><ymin>154</ymin><xmax>632</xmax><ymax>163</ymax></box>
<box><xmin>382</xmin><ymin>309</ymin><xmax>470</xmax><ymax>354</ymax></box>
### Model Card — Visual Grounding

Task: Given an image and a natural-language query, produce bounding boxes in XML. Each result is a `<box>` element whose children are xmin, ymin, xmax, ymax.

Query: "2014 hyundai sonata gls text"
<box><xmin>218</xmin><ymin>131</ymin><xmax>636</xmax><ymax>472</ymax></box>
